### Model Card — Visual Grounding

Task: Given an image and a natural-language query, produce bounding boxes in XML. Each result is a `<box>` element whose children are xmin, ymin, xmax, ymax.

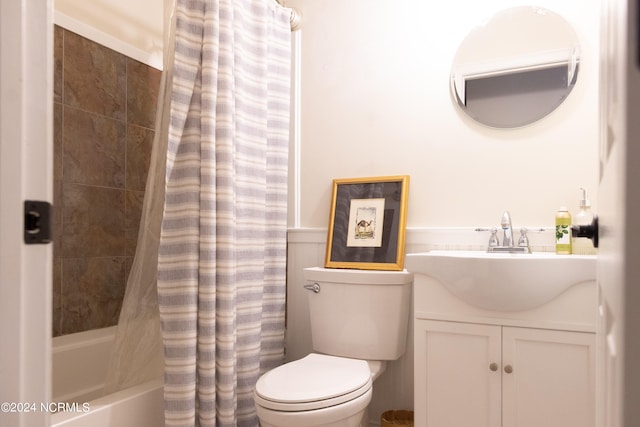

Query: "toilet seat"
<box><xmin>254</xmin><ymin>353</ymin><xmax>372</xmax><ymax>412</ymax></box>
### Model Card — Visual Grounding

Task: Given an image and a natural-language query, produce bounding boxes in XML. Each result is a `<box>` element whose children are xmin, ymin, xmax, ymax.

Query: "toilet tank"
<box><xmin>303</xmin><ymin>267</ymin><xmax>413</xmax><ymax>360</ymax></box>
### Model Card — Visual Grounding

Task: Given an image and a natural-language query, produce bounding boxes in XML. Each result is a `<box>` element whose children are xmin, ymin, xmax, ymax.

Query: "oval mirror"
<box><xmin>450</xmin><ymin>6</ymin><xmax>580</xmax><ymax>128</ymax></box>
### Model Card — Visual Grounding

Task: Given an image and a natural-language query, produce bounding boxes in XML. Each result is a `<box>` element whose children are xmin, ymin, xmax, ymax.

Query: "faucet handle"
<box><xmin>488</xmin><ymin>227</ymin><xmax>500</xmax><ymax>248</ymax></box>
<box><xmin>518</xmin><ymin>227</ymin><xmax>531</xmax><ymax>252</ymax></box>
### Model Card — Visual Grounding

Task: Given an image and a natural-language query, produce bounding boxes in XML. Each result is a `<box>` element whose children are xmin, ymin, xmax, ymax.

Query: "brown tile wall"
<box><xmin>53</xmin><ymin>26</ymin><xmax>161</xmax><ymax>336</ymax></box>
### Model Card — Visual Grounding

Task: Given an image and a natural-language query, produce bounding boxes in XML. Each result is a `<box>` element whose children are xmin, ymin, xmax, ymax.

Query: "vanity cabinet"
<box><xmin>414</xmin><ymin>319</ymin><xmax>595</xmax><ymax>427</ymax></box>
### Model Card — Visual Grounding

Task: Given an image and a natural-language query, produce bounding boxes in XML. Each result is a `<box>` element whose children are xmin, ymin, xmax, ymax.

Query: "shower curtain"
<box><xmin>105</xmin><ymin>0</ymin><xmax>291</xmax><ymax>425</ymax></box>
<box><xmin>156</xmin><ymin>0</ymin><xmax>291</xmax><ymax>426</ymax></box>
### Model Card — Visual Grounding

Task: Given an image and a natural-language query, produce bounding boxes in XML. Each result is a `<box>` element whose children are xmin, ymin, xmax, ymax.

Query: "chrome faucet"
<box><xmin>485</xmin><ymin>210</ymin><xmax>530</xmax><ymax>253</ymax></box>
<box><xmin>500</xmin><ymin>210</ymin><xmax>514</xmax><ymax>247</ymax></box>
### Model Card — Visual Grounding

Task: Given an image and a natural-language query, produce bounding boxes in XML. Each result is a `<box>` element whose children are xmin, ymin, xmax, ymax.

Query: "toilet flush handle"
<box><xmin>304</xmin><ymin>282</ymin><xmax>321</xmax><ymax>293</ymax></box>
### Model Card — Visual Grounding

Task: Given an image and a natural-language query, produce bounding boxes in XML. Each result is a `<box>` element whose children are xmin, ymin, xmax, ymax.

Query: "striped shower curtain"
<box><xmin>157</xmin><ymin>0</ymin><xmax>291</xmax><ymax>425</ymax></box>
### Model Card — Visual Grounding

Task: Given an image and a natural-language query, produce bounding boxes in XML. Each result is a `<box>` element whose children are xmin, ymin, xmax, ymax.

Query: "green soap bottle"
<box><xmin>555</xmin><ymin>206</ymin><xmax>572</xmax><ymax>254</ymax></box>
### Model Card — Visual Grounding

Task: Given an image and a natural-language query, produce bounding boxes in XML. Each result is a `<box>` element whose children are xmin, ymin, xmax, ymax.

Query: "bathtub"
<box><xmin>50</xmin><ymin>326</ymin><xmax>164</xmax><ymax>427</ymax></box>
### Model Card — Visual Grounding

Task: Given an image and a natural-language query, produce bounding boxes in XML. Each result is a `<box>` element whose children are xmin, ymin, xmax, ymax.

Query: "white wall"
<box><xmin>54</xmin><ymin>0</ymin><xmax>164</xmax><ymax>69</ymax></box>
<box><xmin>287</xmin><ymin>0</ymin><xmax>600</xmax><ymax>229</ymax></box>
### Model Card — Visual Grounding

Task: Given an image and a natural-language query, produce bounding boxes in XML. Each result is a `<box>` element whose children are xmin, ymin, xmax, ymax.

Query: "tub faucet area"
<box><xmin>486</xmin><ymin>211</ymin><xmax>530</xmax><ymax>253</ymax></box>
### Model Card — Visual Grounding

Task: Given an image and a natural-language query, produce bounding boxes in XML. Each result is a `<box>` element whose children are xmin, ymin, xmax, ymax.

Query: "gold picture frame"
<box><xmin>325</xmin><ymin>175</ymin><xmax>409</xmax><ymax>270</ymax></box>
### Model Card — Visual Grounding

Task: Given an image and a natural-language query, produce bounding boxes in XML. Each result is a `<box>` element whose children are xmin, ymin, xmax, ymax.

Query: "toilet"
<box><xmin>254</xmin><ymin>267</ymin><xmax>413</xmax><ymax>427</ymax></box>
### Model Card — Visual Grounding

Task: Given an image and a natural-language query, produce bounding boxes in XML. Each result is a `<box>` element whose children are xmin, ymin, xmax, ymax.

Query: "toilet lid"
<box><xmin>254</xmin><ymin>353</ymin><xmax>372</xmax><ymax>411</ymax></box>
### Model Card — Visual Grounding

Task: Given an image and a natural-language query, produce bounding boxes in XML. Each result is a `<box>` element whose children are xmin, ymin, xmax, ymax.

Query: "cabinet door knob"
<box><xmin>504</xmin><ymin>364</ymin><xmax>513</xmax><ymax>374</ymax></box>
<box><xmin>489</xmin><ymin>363</ymin><xmax>498</xmax><ymax>371</ymax></box>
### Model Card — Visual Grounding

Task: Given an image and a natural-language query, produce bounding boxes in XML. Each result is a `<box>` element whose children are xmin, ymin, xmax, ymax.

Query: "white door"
<box><xmin>502</xmin><ymin>327</ymin><xmax>596</xmax><ymax>427</ymax></box>
<box><xmin>598</xmin><ymin>0</ymin><xmax>640</xmax><ymax>426</ymax></box>
<box><xmin>0</xmin><ymin>1</ymin><xmax>52</xmax><ymax>426</ymax></box>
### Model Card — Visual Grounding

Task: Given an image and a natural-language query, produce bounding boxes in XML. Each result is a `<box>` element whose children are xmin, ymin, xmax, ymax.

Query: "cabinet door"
<box><xmin>502</xmin><ymin>327</ymin><xmax>595</xmax><ymax>427</ymax></box>
<box><xmin>415</xmin><ymin>319</ymin><xmax>502</xmax><ymax>427</ymax></box>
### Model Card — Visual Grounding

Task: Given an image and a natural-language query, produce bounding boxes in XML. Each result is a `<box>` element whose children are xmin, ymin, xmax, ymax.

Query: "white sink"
<box><xmin>405</xmin><ymin>251</ymin><xmax>596</xmax><ymax>311</ymax></box>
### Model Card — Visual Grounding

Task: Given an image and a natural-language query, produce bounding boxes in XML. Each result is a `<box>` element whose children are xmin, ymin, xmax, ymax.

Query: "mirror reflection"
<box><xmin>450</xmin><ymin>6</ymin><xmax>581</xmax><ymax>128</ymax></box>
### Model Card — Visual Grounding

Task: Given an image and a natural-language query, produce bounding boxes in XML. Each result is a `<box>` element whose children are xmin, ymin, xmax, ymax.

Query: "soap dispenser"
<box><xmin>573</xmin><ymin>188</ymin><xmax>596</xmax><ymax>255</ymax></box>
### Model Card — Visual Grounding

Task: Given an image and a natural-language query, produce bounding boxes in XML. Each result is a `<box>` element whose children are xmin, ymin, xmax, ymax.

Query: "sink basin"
<box><xmin>405</xmin><ymin>251</ymin><xmax>596</xmax><ymax>311</ymax></box>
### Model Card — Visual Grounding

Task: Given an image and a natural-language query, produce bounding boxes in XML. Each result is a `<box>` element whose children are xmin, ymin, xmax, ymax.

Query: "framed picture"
<box><xmin>325</xmin><ymin>175</ymin><xmax>409</xmax><ymax>270</ymax></box>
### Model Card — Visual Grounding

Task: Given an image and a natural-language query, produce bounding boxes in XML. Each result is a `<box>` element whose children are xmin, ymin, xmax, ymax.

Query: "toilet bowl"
<box><xmin>254</xmin><ymin>267</ymin><xmax>413</xmax><ymax>427</ymax></box>
<box><xmin>254</xmin><ymin>354</ymin><xmax>385</xmax><ymax>427</ymax></box>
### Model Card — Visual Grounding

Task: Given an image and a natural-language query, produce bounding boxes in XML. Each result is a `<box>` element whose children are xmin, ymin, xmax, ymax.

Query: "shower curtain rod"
<box><xmin>275</xmin><ymin>0</ymin><xmax>301</xmax><ymax>30</ymax></box>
